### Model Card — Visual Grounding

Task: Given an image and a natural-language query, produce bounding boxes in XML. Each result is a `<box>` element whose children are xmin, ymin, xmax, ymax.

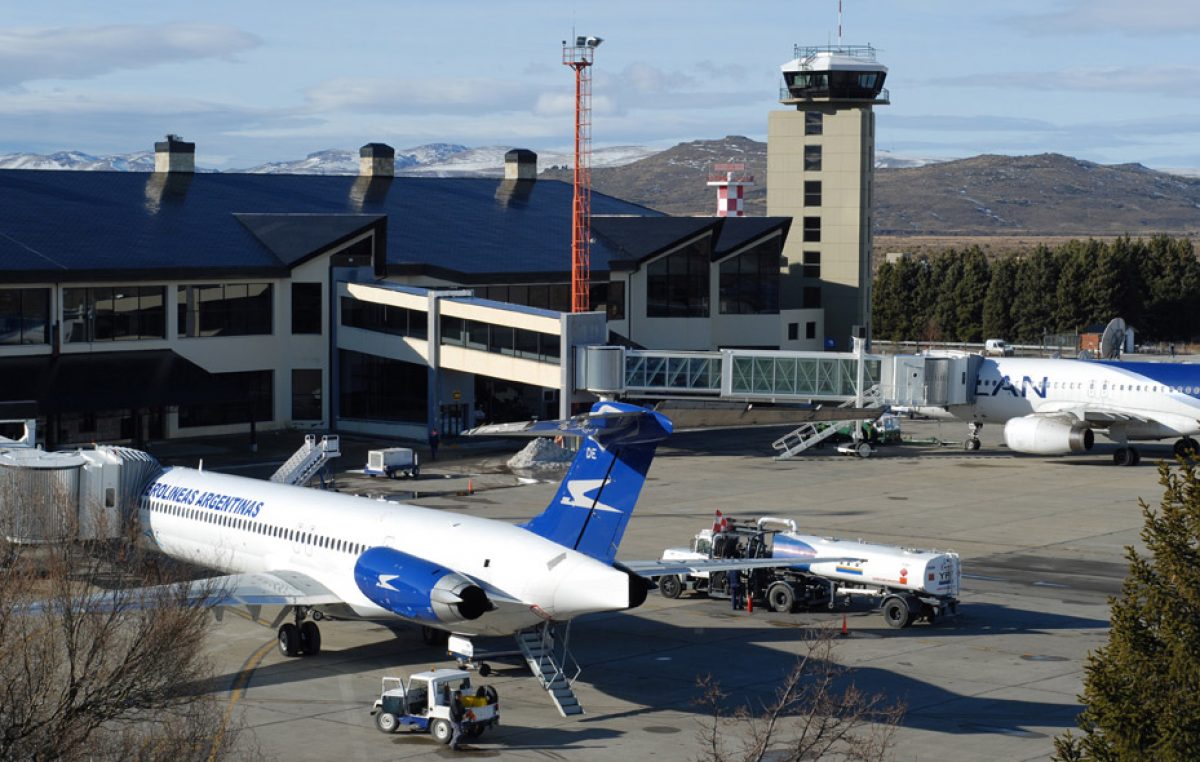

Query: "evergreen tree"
<box><xmin>982</xmin><ymin>255</ymin><xmax>1017</xmax><ymax>340</ymax></box>
<box><xmin>1054</xmin><ymin>461</ymin><xmax>1200</xmax><ymax>761</ymax></box>
<box><xmin>928</xmin><ymin>251</ymin><xmax>962</xmax><ymax>341</ymax></box>
<box><xmin>871</xmin><ymin>261</ymin><xmax>905</xmax><ymax>342</ymax></box>
<box><xmin>1054</xmin><ymin>240</ymin><xmax>1097</xmax><ymax>333</ymax></box>
<box><xmin>1010</xmin><ymin>246</ymin><xmax>1059</xmax><ymax>343</ymax></box>
<box><xmin>953</xmin><ymin>246</ymin><xmax>990</xmax><ymax>342</ymax></box>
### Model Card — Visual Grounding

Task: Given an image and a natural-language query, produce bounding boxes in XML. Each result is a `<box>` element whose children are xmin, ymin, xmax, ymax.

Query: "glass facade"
<box><xmin>441</xmin><ymin>316</ymin><xmax>560</xmax><ymax>364</ymax></box>
<box><xmin>338</xmin><ymin>350</ymin><xmax>427</xmax><ymax>423</ymax></box>
<box><xmin>291</xmin><ymin>368</ymin><xmax>323</xmax><ymax>420</ymax></box>
<box><xmin>63</xmin><ymin>286</ymin><xmax>166</xmax><ymax>343</ymax></box>
<box><xmin>340</xmin><ymin>297</ymin><xmax>428</xmax><ymax>339</ymax></box>
<box><xmin>0</xmin><ymin>288</ymin><xmax>50</xmax><ymax>345</ymax></box>
<box><xmin>177</xmin><ymin>370</ymin><xmax>273</xmax><ymax>428</ymax></box>
<box><xmin>177</xmin><ymin>283</ymin><xmax>273</xmax><ymax>338</ymax></box>
<box><xmin>719</xmin><ymin>242</ymin><xmax>780</xmax><ymax>315</ymax></box>
<box><xmin>804</xmin><ymin>145</ymin><xmax>822</xmax><ymax>171</ymax></box>
<box><xmin>646</xmin><ymin>241</ymin><xmax>709</xmax><ymax>318</ymax></box>
<box><xmin>473</xmin><ymin>281</ymin><xmax>624</xmax><ymax>319</ymax></box>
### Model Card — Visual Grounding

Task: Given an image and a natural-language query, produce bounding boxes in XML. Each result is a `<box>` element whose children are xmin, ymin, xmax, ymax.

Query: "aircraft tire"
<box><xmin>430</xmin><ymin>719</ymin><xmax>453</xmax><ymax>744</ymax></box>
<box><xmin>278</xmin><ymin>623</ymin><xmax>301</xmax><ymax>657</ymax></box>
<box><xmin>659</xmin><ymin>575</ymin><xmax>683</xmax><ymax>599</ymax></box>
<box><xmin>478</xmin><ymin>663</ymin><xmax>492</xmax><ymax>677</ymax></box>
<box><xmin>1114</xmin><ymin>447</ymin><xmax>1138</xmax><ymax>467</ymax></box>
<box><xmin>1174</xmin><ymin>438</ymin><xmax>1199</xmax><ymax>458</ymax></box>
<box><xmin>299</xmin><ymin>620</ymin><xmax>321</xmax><ymax>656</ymax></box>
<box><xmin>375</xmin><ymin>712</ymin><xmax>399</xmax><ymax>734</ymax></box>
<box><xmin>882</xmin><ymin>597</ymin><xmax>910</xmax><ymax>629</ymax></box>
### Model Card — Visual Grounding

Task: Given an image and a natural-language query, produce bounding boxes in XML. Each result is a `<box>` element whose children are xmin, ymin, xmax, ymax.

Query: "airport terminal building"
<box><xmin>0</xmin><ymin>139</ymin><xmax>822</xmax><ymax>447</ymax></box>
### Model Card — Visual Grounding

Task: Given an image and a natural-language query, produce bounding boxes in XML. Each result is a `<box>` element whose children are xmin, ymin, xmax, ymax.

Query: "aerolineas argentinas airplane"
<box><xmin>928</xmin><ymin>357</ymin><xmax>1200</xmax><ymax>466</ymax></box>
<box><xmin>135</xmin><ymin>402</ymin><xmax>828</xmax><ymax>660</ymax></box>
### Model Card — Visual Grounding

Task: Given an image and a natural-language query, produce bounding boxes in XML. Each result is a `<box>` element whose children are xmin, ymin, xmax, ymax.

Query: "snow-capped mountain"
<box><xmin>0</xmin><ymin>150</ymin><xmax>158</xmax><ymax>172</ymax></box>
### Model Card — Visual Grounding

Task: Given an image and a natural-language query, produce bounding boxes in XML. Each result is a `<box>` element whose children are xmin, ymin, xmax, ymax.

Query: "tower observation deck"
<box><xmin>779</xmin><ymin>45</ymin><xmax>888</xmax><ymax>105</ymax></box>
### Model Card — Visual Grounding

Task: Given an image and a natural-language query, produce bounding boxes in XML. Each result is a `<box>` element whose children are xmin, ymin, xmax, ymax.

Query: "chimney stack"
<box><xmin>359</xmin><ymin>143</ymin><xmax>395</xmax><ymax>177</ymax></box>
<box><xmin>154</xmin><ymin>134</ymin><xmax>195</xmax><ymax>173</ymax></box>
<box><xmin>504</xmin><ymin>149</ymin><xmax>537</xmax><ymax>180</ymax></box>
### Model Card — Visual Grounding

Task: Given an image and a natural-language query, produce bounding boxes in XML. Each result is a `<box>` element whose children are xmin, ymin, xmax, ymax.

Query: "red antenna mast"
<box><xmin>563</xmin><ymin>34</ymin><xmax>602</xmax><ymax>313</ymax></box>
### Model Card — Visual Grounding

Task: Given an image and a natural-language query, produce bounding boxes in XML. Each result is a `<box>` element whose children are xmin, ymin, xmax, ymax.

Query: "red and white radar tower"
<box><xmin>562</xmin><ymin>35</ymin><xmax>602</xmax><ymax>313</ymax></box>
<box><xmin>707</xmin><ymin>163</ymin><xmax>755</xmax><ymax>217</ymax></box>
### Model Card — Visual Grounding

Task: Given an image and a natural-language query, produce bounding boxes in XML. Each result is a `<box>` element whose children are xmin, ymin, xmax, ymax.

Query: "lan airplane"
<box><xmin>928</xmin><ymin>357</ymin><xmax>1200</xmax><ymax>466</ymax></box>
<box><xmin>134</xmin><ymin>402</ymin><xmax>839</xmax><ymax>663</ymax></box>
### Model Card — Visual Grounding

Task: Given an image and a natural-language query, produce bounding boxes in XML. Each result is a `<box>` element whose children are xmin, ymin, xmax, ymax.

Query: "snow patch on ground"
<box><xmin>507</xmin><ymin>437</ymin><xmax>574</xmax><ymax>470</ymax></box>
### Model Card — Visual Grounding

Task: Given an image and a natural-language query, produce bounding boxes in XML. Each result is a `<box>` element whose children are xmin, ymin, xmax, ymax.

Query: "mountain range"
<box><xmin>2</xmin><ymin>138</ymin><xmax>1198</xmax><ymax>236</ymax></box>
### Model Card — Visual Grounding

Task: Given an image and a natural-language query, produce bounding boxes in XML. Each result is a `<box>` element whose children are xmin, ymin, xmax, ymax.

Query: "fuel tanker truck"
<box><xmin>657</xmin><ymin>515</ymin><xmax>960</xmax><ymax>628</ymax></box>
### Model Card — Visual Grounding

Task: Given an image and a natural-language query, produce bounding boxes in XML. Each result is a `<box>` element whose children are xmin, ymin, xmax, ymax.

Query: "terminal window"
<box><xmin>291</xmin><ymin>283</ymin><xmax>322</xmax><ymax>335</ymax></box>
<box><xmin>178</xmin><ymin>370</ymin><xmax>273</xmax><ymax>428</ymax></box>
<box><xmin>64</xmin><ymin>285</ymin><xmax>165</xmax><ymax>343</ymax></box>
<box><xmin>804</xmin><ymin>286</ymin><xmax>822</xmax><ymax>309</ymax></box>
<box><xmin>805</xmin><ymin>112</ymin><xmax>823</xmax><ymax>136</ymax></box>
<box><xmin>806</xmin><ymin>321</ymin><xmax>817</xmax><ymax>339</ymax></box>
<box><xmin>177</xmin><ymin>283</ymin><xmax>272</xmax><ymax>338</ymax></box>
<box><xmin>719</xmin><ymin>241</ymin><xmax>780</xmax><ymax>315</ymax></box>
<box><xmin>788</xmin><ymin>322</ymin><xmax>798</xmax><ymax>341</ymax></box>
<box><xmin>0</xmin><ymin>287</ymin><xmax>50</xmax><ymax>345</ymax></box>
<box><xmin>340</xmin><ymin>297</ymin><xmax>427</xmax><ymax>340</ymax></box>
<box><xmin>338</xmin><ymin>350</ymin><xmax>427</xmax><ymax>423</ymax></box>
<box><xmin>804</xmin><ymin>145</ymin><xmax>822</xmax><ymax>172</ymax></box>
<box><xmin>646</xmin><ymin>240</ymin><xmax>710</xmax><ymax>318</ymax></box>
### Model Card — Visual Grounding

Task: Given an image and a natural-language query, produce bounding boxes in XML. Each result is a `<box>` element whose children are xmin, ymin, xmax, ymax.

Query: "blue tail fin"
<box><xmin>516</xmin><ymin>402</ymin><xmax>672</xmax><ymax>563</ymax></box>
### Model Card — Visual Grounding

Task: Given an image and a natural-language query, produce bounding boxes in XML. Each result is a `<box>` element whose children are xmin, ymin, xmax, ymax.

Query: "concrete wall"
<box><xmin>768</xmin><ymin>107</ymin><xmax>875</xmax><ymax>350</ymax></box>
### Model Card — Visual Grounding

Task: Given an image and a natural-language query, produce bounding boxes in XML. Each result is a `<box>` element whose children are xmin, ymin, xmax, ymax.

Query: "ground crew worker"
<box><xmin>448</xmin><ymin>689</ymin><xmax>465</xmax><ymax>750</ymax></box>
<box><xmin>728</xmin><ymin>570</ymin><xmax>742</xmax><ymax>611</ymax></box>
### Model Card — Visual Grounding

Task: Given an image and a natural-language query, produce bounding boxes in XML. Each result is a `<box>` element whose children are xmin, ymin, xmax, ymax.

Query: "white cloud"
<box><xmin>302</xmin><ymin>77</ymin><xmax>537</xmax><ymax>115</ymax></box>
<box><xmin>934</xmin><ymin>66</ymin><xmax>1200</xmax><ymax>95</ymax></box>
<box><xmin>1005</xmin><ymin>0</ymin><xmax>1200</xmax><ymax>36</ymax></box>
<box><xmin>0</xmin><ymin>23</ymin><xmax>260</xmax><ymax>87</ymax></box>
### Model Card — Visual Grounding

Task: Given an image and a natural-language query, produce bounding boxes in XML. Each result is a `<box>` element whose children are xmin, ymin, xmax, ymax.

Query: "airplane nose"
<box><xmin>550</xmin><ymin>558</ymin><xmax>631</xmax><ymax>616</ymax></box>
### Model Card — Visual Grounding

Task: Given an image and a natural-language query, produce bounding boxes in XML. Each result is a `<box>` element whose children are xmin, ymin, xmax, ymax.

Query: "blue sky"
<box><xmin>1</xmin><ymin>0</ymin><xmax>1198</xmax><ymax>169</ymax></box>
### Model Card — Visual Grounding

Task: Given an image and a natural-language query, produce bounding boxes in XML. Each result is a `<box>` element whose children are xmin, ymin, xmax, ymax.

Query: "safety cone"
<box><xmin>746</xmin><ymin>595</ymin><xmax>753</xmax><ymax>614</ymax></box>
<box><xmin>468</xmin><ymin>479</ymin><xmax>474</xmax><ymax>495</ymax></box>
<box><xmin>840</xmin><ymin>613</ymin><xmax>849</xmax><ymax>637</ymax></box>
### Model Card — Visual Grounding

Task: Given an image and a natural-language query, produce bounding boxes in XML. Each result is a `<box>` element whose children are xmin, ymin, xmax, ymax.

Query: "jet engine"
<box><xmin>353</xmin><ymin>547</ymin><xmax>491</xmax><ymax>626</ymax></box>
<box><xmin>1003</xmin><ymin>415</ymin><xmax>1094</xmax><ymax>455</ymax></box>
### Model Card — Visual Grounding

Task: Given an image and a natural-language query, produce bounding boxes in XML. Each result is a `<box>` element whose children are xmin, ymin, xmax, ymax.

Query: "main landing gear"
<box><xmin>963</xmin><ymin>422</ymin><xmax>982</xmax><ymax>451</ymax></box>
<box><xmin>277</xmin><ymin>607</ymin><xmax>322</xmax><ymax>657</ymax></box>
<box><xmin>1174</xmin><ymin>437</ymin><xmax>1199</xmax><ymax>459</ymax></box>
<box><xmin>1113</xmin><ymin>447</ymin><xmax>1141</xmax><ymax>467</ymax></box>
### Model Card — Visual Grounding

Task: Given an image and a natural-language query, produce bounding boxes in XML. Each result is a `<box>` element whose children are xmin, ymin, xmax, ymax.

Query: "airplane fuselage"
<box><xmin>138</xmin><ymin>466</ymin><xmax>634</xmax><ymax>636</ymax></box>
<box><xmin>949</xmin><ymin>358</ymin><xmax>1200</xmax><ymax>441</ymax></box>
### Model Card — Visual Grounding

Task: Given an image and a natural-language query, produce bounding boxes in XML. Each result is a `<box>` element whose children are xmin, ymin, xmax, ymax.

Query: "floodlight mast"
<box><xmin>562</xmin><ymin>35</ymin><xmax>601</xmax><ymax>313</ymax></box>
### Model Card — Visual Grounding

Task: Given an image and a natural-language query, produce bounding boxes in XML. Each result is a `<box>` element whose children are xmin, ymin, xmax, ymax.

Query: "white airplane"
<box><xmin>923</xmin><ymin>356</ymin><xmax>1200</xmax><ymax>466</ymax></box>
<box><xmin>131</xmin><ymin>401</ymin><xmax>846</xmax><ymax>662</ymax></box>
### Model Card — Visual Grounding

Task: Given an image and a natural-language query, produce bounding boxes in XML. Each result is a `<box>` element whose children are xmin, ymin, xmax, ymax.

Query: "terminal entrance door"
<box><xmin>440</xmin><ymin>403</ymin><xmax>467</xmax><ymax>436</ymax></box>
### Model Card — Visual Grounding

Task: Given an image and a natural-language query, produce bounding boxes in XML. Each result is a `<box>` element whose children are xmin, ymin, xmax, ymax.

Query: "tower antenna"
<box><xmin>838</xmin><ymin>0</ymin><xmax>844</xmax><ymax>45</ymax></box>
<box><xmin>562</xmin><ymin>34</ymin><xmax>602</xmax><ymax>313</ymax></box>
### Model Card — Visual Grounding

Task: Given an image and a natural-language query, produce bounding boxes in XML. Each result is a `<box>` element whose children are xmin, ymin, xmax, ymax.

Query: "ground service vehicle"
<box><xmin>658</xmin><ymin>516</ymin><xmax>960</xmax><ymax>628</ymax></box>
<box><xmin>984</xmin><ymin>338</ymin><xmax>1014</xmax><ymax>356</ymax></box>
<box><xmin>364</xmin><ymin>447</ymin><xmax>420</xmax><ymax>478</ymax></box>
<box><xmin>371</xmin><ymin>669</ymin><xmax>499</xmax><ymax>741</ymax></box>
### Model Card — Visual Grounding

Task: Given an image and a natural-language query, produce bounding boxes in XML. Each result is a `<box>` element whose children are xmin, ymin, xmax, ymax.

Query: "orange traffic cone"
<box><xmin>746</xmin><ymin>594</ymin><xmax>753</xmax><ymax>614</ymax></box>
<box><xmin>840</xmin><ymin>613</ymin><xmax>849</xmax><ymax>637</ymax></box>
<box><xmin>468</xmin><ymin>479</ymin><xmax>474</xmax><ymax>495</ymax></box>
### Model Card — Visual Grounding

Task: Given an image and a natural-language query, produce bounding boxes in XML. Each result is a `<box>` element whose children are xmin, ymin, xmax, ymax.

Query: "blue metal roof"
<box><xmin>0</xmin><ymin>170</ymin><xmax>662</xmax><ymax>283</ymax></box>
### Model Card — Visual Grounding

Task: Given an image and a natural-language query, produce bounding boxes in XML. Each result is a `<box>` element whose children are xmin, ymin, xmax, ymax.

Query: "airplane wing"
<box><xmin>1030</xmin><ymin>404</ymin><xmax>1147</xmax><ymax>424</ymax></box>
<box><xmin>31</xmin><ymin>570</ymin><xmax>344</xmax><ymax>614</ymax></box>
<box><xmin>621</xmin><ymin>556</ymin><xmax>859</xmax><ymax>578</ymax></box>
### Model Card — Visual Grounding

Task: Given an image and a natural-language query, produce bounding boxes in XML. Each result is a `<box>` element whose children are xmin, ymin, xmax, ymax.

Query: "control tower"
<box><xmin>768</xmin><ymin>44</ymin><xmax>888</xmax><ymax>349</ymax></box>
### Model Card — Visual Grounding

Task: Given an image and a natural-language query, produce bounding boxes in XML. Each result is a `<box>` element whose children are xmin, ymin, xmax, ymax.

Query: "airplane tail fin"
<box><xmin>467</xmin><ymin>402</ymin><xmax>672</xmax><ymax>564</ymax></box>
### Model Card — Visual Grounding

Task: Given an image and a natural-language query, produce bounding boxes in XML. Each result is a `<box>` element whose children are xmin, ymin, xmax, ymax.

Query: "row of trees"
<box><xmin>872</xmin><ymin>236</ymin><xmax>1200</xmax><ymax>344</ymax></box>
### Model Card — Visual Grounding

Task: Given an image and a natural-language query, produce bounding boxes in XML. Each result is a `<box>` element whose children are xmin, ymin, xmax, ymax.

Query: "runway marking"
<box><xmin>210</xmin><ymin>637</ymin><xmax>276</xmax><ymax>761</ymax></box>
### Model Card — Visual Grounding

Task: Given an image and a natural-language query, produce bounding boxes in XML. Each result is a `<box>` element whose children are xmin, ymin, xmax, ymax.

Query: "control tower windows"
<box><xmin>802</xmin><ymin>251</ymin><xmax>821</xmax><ymax>279</ymax></box>
<box><xmin>803</xmin><ymin>217</ymin><xmax>821</xmax><ymax>243</ymax></box>
<box><xmin>805</xmin><ymin>112</ymin><xmax>823</xmax><ymax>136</ymax></box>
<box><xmin>804</xmin><ymin>145</ymin><xmax>822</xmax><ymax>172</ymax></box>
<box><xmin>804</xmin><ymin>181</ymin><xmax>822</xmax><ymax>207</ymax></box>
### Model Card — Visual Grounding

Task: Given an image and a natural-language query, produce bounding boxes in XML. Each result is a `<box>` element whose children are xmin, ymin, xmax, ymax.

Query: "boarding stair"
<box><xmin>270</xmin><ymin>434</ymin><xmax>341</xmax><ymax>486</ymax></box>
<box><xmin>772</xmin><ymin>385</ymin><xmax>885</xmax><ymax>460</ymax></box>
<box><xmin>515</xmin><ymin>623</ymin><xmax>583</xmax><ymax>717</ymax></box>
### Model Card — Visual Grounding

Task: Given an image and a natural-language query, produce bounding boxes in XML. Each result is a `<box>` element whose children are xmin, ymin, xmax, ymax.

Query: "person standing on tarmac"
<box><xmin>728</xmin><ymin>570</ymin><xmax>742</xmax><ymax>611</ymax></box>
<box><xmin>429</xmin><ymin>428</ymin><xmax>440</xmax><ymax>461</ymax></box>
<box><xmin>448</xmin><ymin>690</ymin><xmax>465</xmax><ymax>751</ymax></box>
